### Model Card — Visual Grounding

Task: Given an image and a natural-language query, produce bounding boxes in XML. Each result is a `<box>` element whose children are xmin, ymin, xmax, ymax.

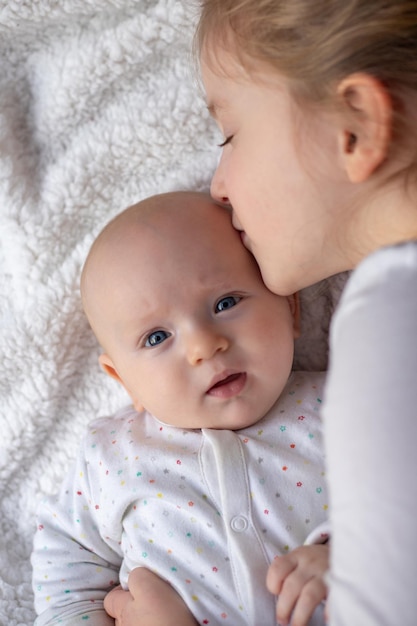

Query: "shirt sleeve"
<box><xmin>32</xmin><ymin>431</ymin><xmax>123</xmax><ymax>626</ymax></box>
<box><xmin>322</xmin><ymin>242</ymin><xmax>417</xmax><ymax>626</ymax></box>
<box><xmin>304</xmin><ymin>520</ymin><xmax>331</xmax><ymax>545</ymax></box>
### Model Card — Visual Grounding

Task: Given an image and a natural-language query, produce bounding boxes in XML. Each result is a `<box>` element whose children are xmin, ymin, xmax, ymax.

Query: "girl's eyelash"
<box><xmin>218</xmin><ymin>136</ymin><xmax>233</xmax><ymax>148</ymax></box>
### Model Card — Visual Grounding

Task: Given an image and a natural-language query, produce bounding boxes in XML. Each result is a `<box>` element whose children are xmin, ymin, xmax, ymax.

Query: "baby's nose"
<box><xmin>186</xmin><ymin>327</ymin><xmax>229</xmax><ymax>365</ymax></box>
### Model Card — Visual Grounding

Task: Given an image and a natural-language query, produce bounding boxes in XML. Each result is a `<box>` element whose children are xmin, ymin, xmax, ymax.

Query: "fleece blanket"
<box><xmin>0</xmin><ymin>1</ymin><xmax>348</xmax><ymax>624</ymax></box>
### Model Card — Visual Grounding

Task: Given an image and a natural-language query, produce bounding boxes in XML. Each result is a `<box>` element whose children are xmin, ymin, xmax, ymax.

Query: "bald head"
<box><xmin>80</xmin><ymin>191</ymin><xmax>239</xmax><ymax>349</ymax></box>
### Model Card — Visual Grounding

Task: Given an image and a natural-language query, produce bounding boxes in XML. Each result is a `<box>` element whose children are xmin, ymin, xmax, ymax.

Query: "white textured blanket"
<box><xmin>0</xmin><ymin>1</ymin><xmax>347</xmax><ymax>624</ymax></box>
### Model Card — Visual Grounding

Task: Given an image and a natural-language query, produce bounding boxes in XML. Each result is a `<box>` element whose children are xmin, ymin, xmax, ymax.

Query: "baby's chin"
<box><xmin>152</xmin><ymin>412</ymin><xmax>262</xmax><ymax>432</ymax></box>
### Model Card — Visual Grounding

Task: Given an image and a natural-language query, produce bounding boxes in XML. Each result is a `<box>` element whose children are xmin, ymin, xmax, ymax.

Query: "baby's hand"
<box><xmin>104</xmin><ymin>567</ymin><xmax>198</xmax><ymax>626</ymax></box>
<box><xmin>266</xmin><ymin>544</ymin><xmax>329</xmax><ymax>626</ymax></box>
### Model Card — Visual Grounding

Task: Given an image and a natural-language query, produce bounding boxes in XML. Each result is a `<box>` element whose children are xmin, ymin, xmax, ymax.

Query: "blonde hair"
<box><xmin>196</xmin><ymin>0</ymin><xmax>417</xmax><ymax>102</ymax></box>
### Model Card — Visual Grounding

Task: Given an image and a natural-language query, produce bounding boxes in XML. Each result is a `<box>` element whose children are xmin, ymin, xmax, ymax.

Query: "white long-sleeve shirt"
<box><xmin>323</xmin><ymin>241</ymin><xmax>417</xmax><ymax>626</ymax></box>
<box><xmin>32</xmin><ymin>371</ymin><xmax>328</xmax><ymax>626</ymax></box>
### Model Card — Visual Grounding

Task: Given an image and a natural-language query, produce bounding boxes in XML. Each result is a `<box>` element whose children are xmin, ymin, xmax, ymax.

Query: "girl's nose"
<box><xmin>210</xmin><ymin>164</ymin><xmax>230</xmax><ymax>207</ymax></box>
<box><xmin>186</xmin><ymin>327</ymin><xmax>229</xmax><ymax>366</ymax></box>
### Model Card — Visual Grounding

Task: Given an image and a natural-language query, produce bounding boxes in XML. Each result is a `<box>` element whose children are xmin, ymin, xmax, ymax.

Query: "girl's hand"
<box><xmin>266</xmin><ymin>544</ymin><xmax>329</xmax><ymax>626</ymax></box>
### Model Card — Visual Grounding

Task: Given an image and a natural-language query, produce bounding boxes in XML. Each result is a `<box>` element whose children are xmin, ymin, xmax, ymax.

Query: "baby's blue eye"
<box><xmin>215</xmin><ymin>296</ymin><xmax>241</xmax><ymax>313</ymax></box>
<box><xmin>145</xmin><ymin>330</ymin><xmax>170</xmax><ymax>347</ymax></box>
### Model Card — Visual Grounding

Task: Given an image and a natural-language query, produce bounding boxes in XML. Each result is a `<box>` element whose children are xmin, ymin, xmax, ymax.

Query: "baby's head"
<box><xmin>81</xmin><ymin>191</ymin><xmax>299</xmax><ymax>430</ymax></box>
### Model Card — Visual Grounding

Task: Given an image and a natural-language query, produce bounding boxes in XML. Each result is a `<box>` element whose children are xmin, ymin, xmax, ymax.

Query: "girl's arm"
<box><xmin>323</xmin><ymin>242</ymin><xmax>417</xmax><ymax>626</ymax></box>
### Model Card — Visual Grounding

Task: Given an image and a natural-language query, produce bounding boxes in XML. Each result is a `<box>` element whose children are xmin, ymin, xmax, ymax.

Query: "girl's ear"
<box><xmin>287</xmin><ymin>293</ymin><xmax>301</xmax><ymax>339</ymax></box>
<box><xmin>98</xmin><ymin>353</ymin><xmax>144</xmax><ymax>413</ymax></box>
<box><xmin>337</xmin><ymin>73</ymin><xmax>393</xmax><ymax>183</ymax></box>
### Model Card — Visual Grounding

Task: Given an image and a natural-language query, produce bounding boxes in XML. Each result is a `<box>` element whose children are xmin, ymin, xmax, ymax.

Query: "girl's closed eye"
<box><xmin>145</xmin><ymin>329</ymin><xmax>171</xmax><ymax>347</ymax></box>
<box><xmin>218</xmin><ymin>135</ymin><xmax>233</xmax><ymax>148</ymax></box>
<box><xmin>215</xmin><ymin>295</ymin><xmax>241</xmax><ymax>313</ymax></box>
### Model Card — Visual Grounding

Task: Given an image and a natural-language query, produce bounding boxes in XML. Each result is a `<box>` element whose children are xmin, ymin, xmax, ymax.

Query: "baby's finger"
<box><xmin>266</xmin><ymin>554</ymin><xmax>297</xmax><ymax>595</ymax></box>
<box><xmin>274</xmin><ymin>570</ymin><xmax>308</xmax><ymax>626</ymax></box>
<box><xmin>103</xmin><ymin>585</ymin><xmax>129</xmax><ymax>619</ymax></box>
<box><xmin>287</xmin><ymin>577</ymin><xmax>327</xmax><ymax>626</ymax></box>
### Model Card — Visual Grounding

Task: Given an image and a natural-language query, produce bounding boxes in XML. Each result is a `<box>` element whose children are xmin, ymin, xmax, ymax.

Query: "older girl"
<box><xmin>197</xmin><ymin>2</ymin><xmax>417</xmax><ymax>625</ymax></box>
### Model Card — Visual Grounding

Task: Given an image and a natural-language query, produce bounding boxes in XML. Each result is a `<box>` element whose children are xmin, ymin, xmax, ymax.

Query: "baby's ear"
<box><xmin>287</xmin><ymin>293</ymin><xmax>301</xmax><ymax>339</ymax></box>
<box><xmin>99</xmin><ymin>353</ymin><xmax>123</xmax><ymax>383</ymax></box>
<box><xmin>98</xmin><ymin>354</ymin><xmax>144</xmax><ymax>413</ymax></box>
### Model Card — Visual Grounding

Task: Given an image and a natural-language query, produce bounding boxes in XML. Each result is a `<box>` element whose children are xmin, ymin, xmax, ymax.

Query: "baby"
<box><xmin>32</xmin><ymin>191</ymin><xmax>329</xmax><ymax>626</ymax></box>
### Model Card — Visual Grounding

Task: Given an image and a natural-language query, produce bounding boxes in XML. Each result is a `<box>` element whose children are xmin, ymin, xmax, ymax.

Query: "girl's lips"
<box><xmin>206</xmin><ymin>372</ymin><xmax>247</xmax><ymax>398</ymax></box>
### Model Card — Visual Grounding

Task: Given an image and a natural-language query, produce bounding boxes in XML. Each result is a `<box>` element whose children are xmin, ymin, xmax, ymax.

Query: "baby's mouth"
<box><xmin>206</xmin><ymin>372</ymin><xmax>247</xmax><ymax>398</ymax></box>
